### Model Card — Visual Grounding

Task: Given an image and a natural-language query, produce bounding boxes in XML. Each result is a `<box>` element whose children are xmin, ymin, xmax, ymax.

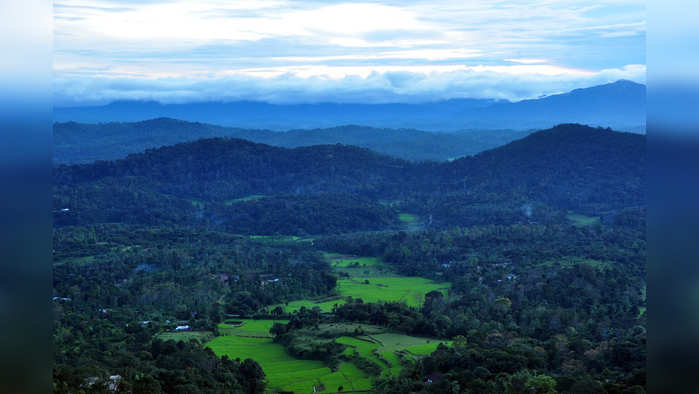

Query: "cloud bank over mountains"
<box><xmin>54</xmin><ymin>0</ymin><xmax>645</xmax><ymax>106</ymax></box>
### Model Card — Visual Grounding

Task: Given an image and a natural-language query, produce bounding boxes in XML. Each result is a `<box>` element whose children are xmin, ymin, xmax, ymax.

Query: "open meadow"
<box><xmin>276</xmin><ymin>254</ymin><xmax>450</xmax><ymax>313</ymax></box>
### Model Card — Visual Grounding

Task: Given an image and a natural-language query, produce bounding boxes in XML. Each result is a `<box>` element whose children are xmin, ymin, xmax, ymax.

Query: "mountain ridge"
<box><xmin>54</xmin><ymin>80</ymin><xmax>646</xmax><ymax>132</ymax></box>
<box><xmin>55</xmin><ymin>123</ymin><xmax>645</xmax><ymax>226</ymax></box>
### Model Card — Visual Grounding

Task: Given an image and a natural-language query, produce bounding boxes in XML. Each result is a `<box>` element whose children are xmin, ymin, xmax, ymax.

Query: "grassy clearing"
<box><xmin>338</xmin><ymin>276</ymin><xmax>450</xmax><ymax>306</ymax></box>
<box><xmin>381</xmin><ymin>351</ymin><xmax>404</xmax><ymax>375</ymax></box>
<box><xmin>277</xmin><ymin>254</ymin><xmax>449</xmax><ymax>313</ymax></box>
<box><xmin>398</xmin><ymin>213</ymin><xmax>418</xmax><ymax>223</ymax></box>
<box><xmin>369</xmin><ymin>333</ymin><xmax>450</xmax><ymax>352</ymax></box>
<box><xmin>337</xmin><ymin>336</ymin><xmax>386</xmax><ymax>376</ymax></box>
<box><xmin>156</xmin><ymin>331</ymin><xmax>213</xmax><ymax>343</ymax></box>
<box><xmin>207</xmin><ymin>336</ymin><xmax>371</xmax><ymax>392</ymax></box>
<box><xmin>218</xmin><ymin>319</ymin><xmax>288</xmax><ymax>337</ymax></box>
<box><xmin>567</xmin><ymin>213</ymin><xmax>600</xmax><ymax>227</ymax></box>
<box><xmin>328</xmin><ymin>256</ymin><xmax>383</xmax><ymax>268</ymax></box>
<box><xmin>277</xmin><ymin>277</ymin><xmax>449</xmax><ymax>313</ymax></box>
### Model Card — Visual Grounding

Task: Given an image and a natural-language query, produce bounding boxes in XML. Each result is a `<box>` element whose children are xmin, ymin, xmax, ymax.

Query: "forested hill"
<box><xmin>53</xmin><ymin>118</ymin><xmax>529</xmax><ymax>164</ymax></box>
<box><xmin>54</xmin><ymin>124</ymin><xmax>645</xmax><ymax>233</ymax></box>
<box><xmin>55</xmin><ymin>137</ymin><xmax>423</xmax><ymax>198</ymax></box>
<box><xmin>438</xmin><ymin>124</ymin><xmax>646</xmax><ymax>213</ymax></box>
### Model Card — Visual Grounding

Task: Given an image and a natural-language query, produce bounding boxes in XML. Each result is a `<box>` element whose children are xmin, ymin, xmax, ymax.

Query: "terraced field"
<box><xmin>206</xmin><ymin>319</ymin><xmax>372</xmax><ymax>393</ymax></box>
<box><xmin>337</xmin><ymin>333</ymin><xmax>451</xmax><ymax>378</ymax></box>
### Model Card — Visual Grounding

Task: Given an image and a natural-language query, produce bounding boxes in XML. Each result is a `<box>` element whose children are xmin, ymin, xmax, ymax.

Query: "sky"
<box><xmin>54</xmin><ymin>0</ymin><xmax>646</xmax><ymax>106</ymax></box>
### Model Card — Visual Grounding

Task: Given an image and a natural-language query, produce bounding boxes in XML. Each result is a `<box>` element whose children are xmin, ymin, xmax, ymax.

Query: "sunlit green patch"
<box><xmin>398</xmin><ymin>213</ymin><xmax>418</xmax><ymax>223</ymax></box>
<box><xmin>566</xmin><ymin>213</ymin><xmax>600</xmax><ymax>227</ymax></box>
<box><xmin>218</xmin><ymin>319</ymin><xmax>288</xmax><ymax>337</ymax></box>
<box><xmin>206</xmin><ymin>336</ymin><xmax>370</xmax><ymax>392</ymax></box>
<box><xmin>337</xmin><ymin>336</ymin><xmax>384</xmax><ymax>370</ymax></box>
<box><xmin>337</xmin><ymin>276</ymin><xmax>450</xmax><ymax>306</ymax></box>
<box><xmin>337</xmin><ymin>333</ymin><xmax>448</xmax><ymax>377</ymax></box>
<box><xmin>369</xmin><ymin>333</ymin><xmax>449</xmax><ymax>352</ymax></box>
<box><xmin>329</xmin><ymin>256</ymin><xmax>382</xmax><ymax>268</ymax></box>
<box><xmin>325</xmin><ymin>254</ymin><xmax>395</xmax><ymax>277</ymax></box>
<box><xmin>277</xmin><ymin>276</ymin><xmax>449</xmax><ymax>313</ymax></box>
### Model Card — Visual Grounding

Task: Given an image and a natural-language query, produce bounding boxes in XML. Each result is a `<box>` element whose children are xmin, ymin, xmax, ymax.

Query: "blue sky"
<box><xmin>54</xmin><ymin>0</ymin><xmax>645</xmax><ymax>106</ymax></box>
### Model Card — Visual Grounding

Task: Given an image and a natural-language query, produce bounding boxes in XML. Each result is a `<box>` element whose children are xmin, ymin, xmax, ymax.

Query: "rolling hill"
<box><xmin>54</xmin><ymin>124</ymin><xmax>645</xmax><ymax>233</ymax></box>
<box><xmin>53</xmin><ymin>119</ymin><xmax>530</xmax><ymax>164</ymax></box>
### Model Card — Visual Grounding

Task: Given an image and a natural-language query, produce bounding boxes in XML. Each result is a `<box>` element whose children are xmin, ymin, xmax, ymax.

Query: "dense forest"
<box><xmin>54</xmin><ymin>124</ymin><xmax>644</xmax><ymax>232</ymax></box>
<box><xmin>53</xmin><ymin>123</ymin><xmax>646</xmax><ymax>393</ymax></box>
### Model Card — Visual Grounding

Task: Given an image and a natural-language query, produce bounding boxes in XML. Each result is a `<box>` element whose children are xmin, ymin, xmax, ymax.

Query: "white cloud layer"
<box><xmin>54</xmin><ymin>64</ymin><xmax>646</xmax><ymax>106</ymax></box>
<box><xmin>54</xmin><ymin>0</ymin><xmax>646</xmax><ymax>105</ymax></box>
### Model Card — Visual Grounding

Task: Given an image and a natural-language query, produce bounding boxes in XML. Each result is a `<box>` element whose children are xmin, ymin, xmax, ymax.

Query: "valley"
<box><xmin>52</xmin><ymin>124</ymin><xmax>646</xmax><ymax>393</ymax></box>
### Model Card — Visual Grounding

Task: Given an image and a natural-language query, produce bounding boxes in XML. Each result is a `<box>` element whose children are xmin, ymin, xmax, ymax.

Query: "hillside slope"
<box><xmin>54</xmin><ymin>124</ymin><xmax>645</xmax><ymax>232</ymax></box>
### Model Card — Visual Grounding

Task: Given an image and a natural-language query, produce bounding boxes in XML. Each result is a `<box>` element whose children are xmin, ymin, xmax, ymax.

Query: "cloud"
<box><xmin>54</xmin><ymin>64</ymin><xmax>646</xmax><ymax>106</ymax></box>
<box><xmin>505</xmin><ymin>58</ymin><xmax>549</xmax><ymax>64</ymax></box>
<box><xmin>53</xmin><ymin>0</ymin><xmax>646</xmax><ymax>104</ymax></box>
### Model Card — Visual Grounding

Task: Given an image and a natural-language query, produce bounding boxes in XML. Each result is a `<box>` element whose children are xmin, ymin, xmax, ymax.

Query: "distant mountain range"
<box><xmin>54</xmin><ymin>80</ymin><xmax>645</xmax><ymax>132</ymax></box>
<box><xmin>53</xmin><ymin>119</ymin><xmax>530</xmax><ymax>164</ymax></box>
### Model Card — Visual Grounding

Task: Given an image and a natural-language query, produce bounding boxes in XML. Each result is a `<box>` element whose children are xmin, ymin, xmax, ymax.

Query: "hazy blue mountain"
<box><xmin>54</xmin><ymin>80</ymin><xmax>645</xmax><ymax>132</ymax></box>
<box><xmin>53</xmin><ymin>119</ymin><xmax>530</xmax><ymax>164</ymax></box>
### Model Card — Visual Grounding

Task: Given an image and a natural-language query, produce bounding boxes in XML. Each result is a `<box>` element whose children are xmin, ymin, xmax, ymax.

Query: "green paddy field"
<box><xmin>275</xmin><ymin>254</ymin><xmax>450</xmax><ymax>313</ymax></box>
<box><xmin>205</xmin><ymin>253</ymin><xmax>451</xmax><ymax>393</ymax></box>
<box><xmin>207</xmin><ymin>320</ymin><xmax>372</xmax><ymax>393</ymax></box>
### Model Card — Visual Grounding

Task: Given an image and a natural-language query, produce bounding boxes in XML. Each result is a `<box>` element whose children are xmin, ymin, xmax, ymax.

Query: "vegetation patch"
<box><xmin>336</xmin><ymin>333</ymin><xmax>448</xmax><ymax>378</ymax></box>
<box><xmin>337</xmin><ymin>276</ymin><xmax>449</xmax><ymax>306</ymax></box>
<box><xmin>277</xmin><ymin>276</ymin><xmax>449</xmax><ymax>313</ymax></box>
<box><xmin>329</xmin><ymin>256</ymin><xmax>383</xmax><ymax>269</ymax></box>
<box><xmin>206</xmin><ymin>336</ymin><xmax>371</xmax><ymax>392</ymax></box>
<box><xmin>224</xmin><ymin>194</ymin><xmax>266</xmax><ymax>205</ymax></box>
<box><xmin>277</xmin><ymin>298</ymin><xmax>346</xmax><ymax>313</ymax></box>
<box><xmin>218</xmin><ymin>319</ymin><xmax>288</xmax><ymax>337</ymax></box>
<box><xmin>567</xmin><ymin>213</ymin><xmax>600</xmax><ymax>227</ymax></box>
<box><xmin>156</xmin><ymin>330</ymin><xmax>213</xmax><ymax>343</ymax></box>
<box><xmin>538</xmin><ymin>257</ymin><xmax>614</xmax><ymax>271</ymax></box>
<box><xmin>398</xmin><ymin>213</ymin><xmax>418</xmax><ymax>223</ymax></box>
